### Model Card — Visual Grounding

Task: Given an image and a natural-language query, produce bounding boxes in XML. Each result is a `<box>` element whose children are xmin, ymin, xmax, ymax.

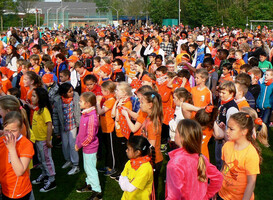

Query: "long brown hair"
<box><xmin>176</xmin><ymin>119</ymin><xmax>207</xmax><ymax>182</ymax></box>
<box><xmin>229</xmin><ymin>112</ymin><xmax>262</xmax><ymax>164</ymax></box>
<box><xmin>143</xmin><ymin>91</ymin><xmax>163</xmax><ymax>131</ymax></box>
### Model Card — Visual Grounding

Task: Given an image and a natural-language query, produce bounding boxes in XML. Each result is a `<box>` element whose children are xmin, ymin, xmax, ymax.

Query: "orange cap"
<box><xmin>42</xmin><ymin>73</ymin><xmax>54</xmax><ymax>84</ymax></box>
<box><xmin>100</xmin><ymin>64</ymin><xmax>112</xmax><ymax>75</ymax></box>
<box><xmin>67</xmin><ymin>55</ymin><xmax>79</xmax><ymax>63</ymax></box>
<box><xmin>0</xmin><ymin>67</ymin><xmax>14</xmax><ymax>79</ymax></box>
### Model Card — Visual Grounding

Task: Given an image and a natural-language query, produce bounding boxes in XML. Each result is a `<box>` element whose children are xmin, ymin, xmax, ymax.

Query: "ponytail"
<box><xmin>197</xmin><ymin>154</ymin><xmax>207</xmax><ymax>182</ymax></box>
<box><xmin>257</xmin><ymin>122</ymin><xmax>269</xmax><ymax>147</ymax></box>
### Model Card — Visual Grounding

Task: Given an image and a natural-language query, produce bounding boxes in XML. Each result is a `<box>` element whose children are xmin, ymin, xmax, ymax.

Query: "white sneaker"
<box><xmin>68</xmin><ymin>166</ymin><xmax>80</xmax><ymax>175</ymax></box>
<box><xmin>62</xmin><ymin>161</ymin><xmax>72</xmax><ymax>169</ymax></box>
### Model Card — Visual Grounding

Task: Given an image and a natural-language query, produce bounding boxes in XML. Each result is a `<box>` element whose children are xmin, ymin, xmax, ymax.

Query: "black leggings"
<box><xmin>2</xmin><ymin>192</ymin><xmax>31</xmax><ymax>200</ymax></box>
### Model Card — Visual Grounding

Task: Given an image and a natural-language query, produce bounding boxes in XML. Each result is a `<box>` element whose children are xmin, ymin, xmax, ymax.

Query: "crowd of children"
<box><xmin>0</xmin><ymin>24</ymin><xmax>272</xmax><ymax>200</ymax></box>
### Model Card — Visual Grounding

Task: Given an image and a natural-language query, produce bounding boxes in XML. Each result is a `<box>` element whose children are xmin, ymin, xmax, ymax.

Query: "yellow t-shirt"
<box><xmin>121</xmin><ymin>161</ymin><xmax>153</xmax><ymax>200</ymax></box>
<box><xmin>32</xmin><ymin>107</ymin><xmax>52</xmax><ymax>141</ymax></box>
<box><xmin>219</xmin><ymin>141</ymin><xmax>260</xmax><ymax>200</ymax></box>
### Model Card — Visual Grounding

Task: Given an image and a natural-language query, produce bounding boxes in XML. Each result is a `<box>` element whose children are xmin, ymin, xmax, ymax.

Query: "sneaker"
<box><xmin>62</xmin><ymin>161</ymin><xmax>72</xmax><ymax>169</ymax></box>
<box><xmin>110</xmin><ymin>171</ymin><xmax>120</xmax><ymax>179</ymax></box>
<box><xmin>98</xmin><ymin>167</ymin><xmax>109</xmax><ymax>173</ymax></box>
<box><xmin>115</xmin><ymin>176</ymin><xmax>120</xmax><ymax>182</ymax></box>
<box><xmin>68</xmin><ymin>166</ymin><xmax>80</xmax><ymax>175</ymax></box>
<box><xmin>76</xmin><ymin>183</ymin><xmax>92</xmax><ymax>193</ymax></box>
<box><xmin>104</xmin><ymin>168</ymin><xmax>116</xmax><ymax>176</ymax></box>
<box><xmin>39</xmin><ymin>180</ymin><xmax>57</xmax><ymax>192</ymax></box>
<box><xmin>160</xmin><ymin>144</ymin><xmax>167</xmax><ymax>152</ymax></box>
<box><xmin>32</xmin><ymin>174</ymin><xmax>48</xmax><ymax>185</ymax></box>
<box><xmin>86</xmin><ymin>191</ymin><xmax>103</xmax><ymax>200</ymax></box>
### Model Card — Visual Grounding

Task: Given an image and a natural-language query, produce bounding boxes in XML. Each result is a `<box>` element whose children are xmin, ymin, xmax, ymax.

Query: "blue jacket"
<box><xmin>53</xmin><ymin>61</ymin><xmax>67</xmax><ymax>82</ymax></box>
<box><xmin>256</xmin><ymin>82</ymin><xmax>273</xmax><ymax>109</ymax></box>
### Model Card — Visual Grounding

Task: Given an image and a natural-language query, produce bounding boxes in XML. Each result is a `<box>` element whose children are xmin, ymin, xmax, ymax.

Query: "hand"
<box><xmin>218</xmin><ymin>122</ymin><xmax>226</xmax><ymax>130</ymax></box>
<box><xmin>3</xmin><ymin>132</ymin><xmax>16</xmax><ymax>151</ymax></box>
<box><xmin>0</xmin><ymin>130</ymin><xmax>4</xmax><ymax>137</ymax></box>
<box><xmin>75</xmin><ymin>144</ymin><xmax>79</xmax><ymax>151</ymax></box>
<box><xmin>121</xmin><ymin>109</ymin><xmax>129</xmax><ymax>117</ymax></box>
<box><xmin>96</xmin><ymin>96</ymin><xmax>103</xmax><ymax>103</ymax></box>
<box><xmin>46</xmin><ymin>140</ymin><xmax>53</xmax><ymax>148</ymax></box>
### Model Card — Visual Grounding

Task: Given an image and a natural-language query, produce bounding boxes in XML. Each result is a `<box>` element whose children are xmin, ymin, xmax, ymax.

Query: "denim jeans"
<box><xmin>259</xmin><ymin>108</ymin><xmax>272</xmax><ymax>127</ymax></box>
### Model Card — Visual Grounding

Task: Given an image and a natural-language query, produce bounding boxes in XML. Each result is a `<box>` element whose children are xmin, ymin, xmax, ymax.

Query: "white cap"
<box><xmin>196</xmin><ymin>35</ymin><xmax>205</xmax><ymax>42</ymax></box>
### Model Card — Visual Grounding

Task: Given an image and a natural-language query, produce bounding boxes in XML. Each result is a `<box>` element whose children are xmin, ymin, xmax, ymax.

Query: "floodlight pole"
<box><xmin>62</xmin><ymin>6</ymin><xmax>68</xmax><ymax>28</ymax></box>
<box><xmin>109</xmin><ymin>6</ymin><xmax>118</xmax><ymax>22</ymax></box>
<box><xmin>47</xmin><ymin>7</ymin><xmax>52</xmax><ymax>27</ymax></box>
<box><xmin>178</xmin><ymin>0</ymin><xmax>180</xmax><ymax>24</ymax></box>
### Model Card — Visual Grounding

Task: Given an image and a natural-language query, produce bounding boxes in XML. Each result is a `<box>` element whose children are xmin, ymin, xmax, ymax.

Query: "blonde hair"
<box><xmin>117</xmin><ymin>82</ymin><xmax>132</xmax><ymax>97</ymax></box>
<box><xmin>218</xmin><ymin>81</ymin><xmax>236</xmax><ymax>97</ymax></box>
<box><xmin>101</xmin><ymin>81</ymin><xmax>116</xmax><ymax>93</ymax></box>
<box><xmin>81</xmin><ymin>92</ymin><xmax>96</xmax><ymax>107</ymax></box>
<box><xmin>176</xmin><ymin>119</ymin><xmax>207</xmax><ymax>182</ymax></box>
<box><xmin>248</xmin><ymin>67</ymin><xmax>262</xmax><ymax>79</ymax></box>
<box><xmin>240</xmin><ymin>107</ymin><xmax>269</xmax><ymax>147</ymax></box>
<box><xmin>82</xmin><ymin>46</ymin><xmax>94</xmax><ymax>56</ymax></box>
<box><xmin>196</xmin><ymin>68</ymin><xmax>209</xmax><ymax>81</ymax></box>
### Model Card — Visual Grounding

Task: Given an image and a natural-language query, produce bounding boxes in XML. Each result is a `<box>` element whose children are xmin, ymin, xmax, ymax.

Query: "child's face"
<box><xmin>66</xmin><ymin>87</ymin><xmax>74</xmax><ymax>98</ymax></box>
<box><xmin>235</xmin><ymin>52</ymin><xmax>242</xmax><ymax>60</ymax></box>
<box><xmin>203</xmin><ymin>63</ymin><xmax>212</xmax><ymax>71</ymax></box>
<box><xmin>189</xmin><ymin>46</ymin><xmax>194</xmax><ymax>53</ymax></box>
<box><xmin>75</xmin><ymin>67</ymin><xmax>84</xmax><ymax>75</ymax></box>
<box><xmin>167</xmin><ymin>64</ymin><xmax>175</xmax><ymax>72</ymax></box>
<box><xmin>219</xmin><ymin>89</ymin><xmax>234</xmax><ymax>101</ymax></box>
<box><xmin>32</xmin><ymin>48</ymin><xmax>39</xmax><ymax>55</ymax></box>
<box><xmin>23</xmin><ymin>75</ymin><xmax>32</xmax><ymax>87</ymax></box>
<box><xmin>31</xmin><ymin>90</ymin><xmax>39</xmax><ymax>106</ymax></box>
<box><xmin>235</xmin><ymin>83</ymin><xmax>242</xmax><ymax>100</ymax></box>
<box><xmin>126</xmin><ymin>144</ymin><xmax>138</xmax><ymax>159</ymax></box>
<box><xmin>69</xmin><ymin>62</ymin><xmax>75</xmax><ymax>68</ymax></box>
<box><xmin>85</xmin><ymin>80</ymin><xmax>96</xmax><ymax>91</ymax></box>
<box><xmin>60</xmin><ymin>73</ymin><xmax>69</xmax><ymax>83</ymax></box>
<box><xmin>56</xmin><ymin>57</ymin><xmax>62</xmax><ymax>64</ymax></box>
<box><xmin>4</xmin><ymin>121</ymin><xmax>22</xmax><ymax>139</ymax></box>
<box><xmin>113</xmin><ymin>62</ymin><xmax>121</xmax><ymax>71</ymax></box>
<box><xmin>79</xmin><ymin>96</ymin><xmax>89</xmax><ymax>110</ymax></box>
<box><xmin>22</xmin><ymin>66</ymin><xmax>29</xmax><ymax>74</ymax></box>
<box><xmin>101</xmin><ymin>88</ymin><xmax>110</xmax><ymax>96</ymax></box>
<box><xmin>140</xmin><ymin>97</ymin><xmax>151</xmax><ymax>113</ymax></box>
<box><xmin>94</xmin><ymin>60</ymin><xmax>100</xmax><ymax>67</ymax></box>
<box><xmin>240</xmin><ymin>69</ymin><xmax>246</xmax><ymax>74</ymax></box>
<box><xmin>100</xmin><ymin>59</ymin><xmax>106</xmax><ymax>66</ymax></box>
<box><xmin>194</xmin><ymin>74</ymin><xmax>205</xmax><ymax>86</ymax></box>
<box><xmin>259</xmin><ymin>55</ymin><xmax>266</xmax><ymax>62</ymax></box>
<box><xmin>173</xmin><ymin>94</ymin><xmax>182</xmax><ymax>106</ymax></box>
<box><xmin>148</xmin><ymin>56</ymin><xmax>155</xmax><ymax>62</ymax></box>
<box><xmin>222</xmin><ymin>67</ymin><xmax>229</xmax><ymax>75</ymax></box>
<box><xmin>135</xmin><ymin>64</ymin><xmax>142</xmax><ymax>72</ymax></box>
<box><xmin>265</xmin><ymin>71</ymin><xmax>273</xmax><ymax>81</ymax></box>
<box><xmin>30</xmin><ymin>59</ymin><xmax>35</xmax><ymax>66</ymax></box>
<box><xmin>226</xmin><ymin>118</ymin><xmax>247</xmax><ymax>141</ymax></box>
<box><xmin>155</xmin><ymin>71</ymin><xmax>164</xmax><ymax>78</ymax></box>
<box><xmin>155</xmin><ymin>58</ymin><xmax>162</xmax><ymax>67</ymax></box>
<box><xmin>115</xmin><ymin>86</ymin><xmax>126</xmax><ymax>98</ymax></box>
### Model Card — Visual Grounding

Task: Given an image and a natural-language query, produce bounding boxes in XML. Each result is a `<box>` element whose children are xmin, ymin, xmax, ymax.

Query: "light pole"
<box><xmin>47</xmin><ymin>7</ymin><xmax>52</xmax><ymax>27</ymax></box>
<box><xmin>178</xmin><ymin>0</ymin><xmax>180</xmax><ymax>24</ymax></box>
<box><xmin>21</xmin><ymin>18</ymin><xmax>23</xmax><ymax>28</ymax></box>
<box><xmin>109</xmin><ymin>6</ymin><xmax>118</xmax><ymax>22</ymax></box>
<box><xmin>62</xmin><ymin>6</ymin><xmax>68</xmax><ymax>28</ymax></box>
<box><xmin>56</xmin><ymin>6</ymin><xmax>62</xmax><ymax>25</ymax></box>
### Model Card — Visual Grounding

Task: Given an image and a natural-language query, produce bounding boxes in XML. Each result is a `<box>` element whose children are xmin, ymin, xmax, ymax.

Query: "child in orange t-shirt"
<box><xmin>233</xmin><ymin>50</ymin><xmax>245</xmax><ymax>74</ymax></box>
<box><xmin>0</xmin><ymin>111</ymin><xmax>34</xmax><ymax>199</ymax></box>
<box><xmin>96</xmin><ymin>81</ymin><xmax>116</xmax><ymax>175</ymax></box>
<box><xmin>192</xmin><ymin>68</ymin><xmax>213</xmax><ymax>109</ymax></box>
<box><xmin>111</xmin><ymin>82</ymin><xmax>133</xmax><ymax>178</ymax></box>
<box><xmin>74</xmin><ymin>61</ymin><xmax>92</xmax><ymax>93</ymax></box>
<box><xmin>195</xmin><ymin>105</ymin><xmax>218</xmax><ymax>161</ymax></box>
<box><xmin>155</xmin><ymin>66</ymin><xmax>174</xmax><ymax>150</ymax></box>
<box><xmin>219</xmin><ymin>112</ymin><xmax>260</xmax><ymax>200</ymax></box>
<box><xmin>18</xmin><ymin>61</ymin><xmax>31</xmax><ymax>101</ymax></box>
<box><xmin>218</xmin><ymin>63</ymin><xmax>234</xmax><ymax>85</ymax></box>
<box><xmin>29</xmin><ymin>54</ymin><xmax>42</xmax><ymax>75</ymax></box>
<box><xmin>93</xmin><ymin>56</ymin><xmax>101</xmax><ymax>77</ymax></box>
<box><xmin>140</xmin><ymin>92</ymin><xmax>163</xmax><ymax>194</ymax></box>
<box><xmin>0</xmin><ymin>69</ymin><xmax>12</xmax><ymax>94</ymax></box>
<box><xmin>235</xmin><ymin>82</ymin><xmax>250</xmax><ymax>110</ymax></box>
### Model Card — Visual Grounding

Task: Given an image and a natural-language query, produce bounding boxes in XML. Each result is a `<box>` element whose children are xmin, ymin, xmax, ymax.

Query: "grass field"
<box><xmin>31</xmin><ymin>128</ymin><xmax>273</xmax><ymax>200</ymax></box>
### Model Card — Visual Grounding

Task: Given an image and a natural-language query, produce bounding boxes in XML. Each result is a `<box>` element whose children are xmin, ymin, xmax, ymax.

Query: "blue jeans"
<box><xmin>259</xmin><ymin>108</ymin><xmax>272</xmax><ymax>127</ymax></box>
<box><xmin>215</xmin><ymin>140</ymin><xmax>223</xmax><ymax>170</ymax></box>
<box><xmin>83</xmin><ymin>153</ymin><xmax>101</xmax><ymax>193</ymax></box>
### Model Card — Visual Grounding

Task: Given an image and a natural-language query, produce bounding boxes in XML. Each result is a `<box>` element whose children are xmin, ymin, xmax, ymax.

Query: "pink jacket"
<box><xmin>165</xmin><ymin>148</ymin><xmax>223</xmax><ymax>200</ymax></box>
<box><xmin>76</xmin><ymin>108</ymin><xmax>99</xmax><ymax>154</ymax></box>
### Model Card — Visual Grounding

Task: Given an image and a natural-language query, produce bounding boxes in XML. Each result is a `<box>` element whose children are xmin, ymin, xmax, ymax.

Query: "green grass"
<box><xmin>31</xmin><ymin>128</ymin><xmax>273</xmax><ymax>200</ymax></box>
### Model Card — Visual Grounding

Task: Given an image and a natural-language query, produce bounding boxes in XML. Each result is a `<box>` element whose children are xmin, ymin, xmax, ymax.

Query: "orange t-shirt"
<box><xmin>134</xmin><ymin>110</ymin><xmax>148</xmax><ymax>136</ymax></box>
<box><xmin>80</xmin><ymin>69</ymin><xmax>92</xmax><ymax>93</ymax></box>
<box><xmin>237</xmin><ymin>99</ymin><xmax>250</xmax><ymax>110</ymax></box>
<box><xmin>115</xmin><ymin>99</ymin><xmax>132</xmax><ymax>138</ymax></box>
<box><xmin>218</xmin><ymin>73</ymin><xmax>234</xmax><ymax>85</ymax></box>
<box><xmin>26</xmin><ymin>88</ymin><xmax>34</xmax><ymax>123</ymax></box>
<box><xmin>141</xmin><ymin>118</ymin><xmax>163</xmax><ymax>164</ymax></box>
<box><xmin>19</xmin><ymin>75</ymin><xmax>29</xmax><ymax>101</ymax></box>
<box><xmin>157</xmin><ymin>81</ymin><xmax>174</xmax><ymax>125</ymax></box>
<box><xmin>0</xmin><ymin>135</ymin><xmax>34</xmax><ymax>199</ymax></box>
<box><xmin>191</xmin><ymin>86</ymin><xmax>212</xmax><ymax>108</ymax></box>
<box><xmin>1</xmin><ymin>78</ymin><xmax>12</xmax><ymax>94</ymax></box>
<box><xmin>30</xmin><ymin>65</ymin><xmax>41</xmax><ymax>75</ymax></box>
<box><xmin>219</xmin><ymin>142</ymin><xmax>260</xmax><ymax>200</ymax></box>
<box><xmin>201</xmin><ymin>127</ymin><xmax>213</xmax><ymax>161</ymax></box>
<box><xmin>100</xmin><ymin>96</ymin><xmax>116</xmax><ymax>133</ymax></box>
